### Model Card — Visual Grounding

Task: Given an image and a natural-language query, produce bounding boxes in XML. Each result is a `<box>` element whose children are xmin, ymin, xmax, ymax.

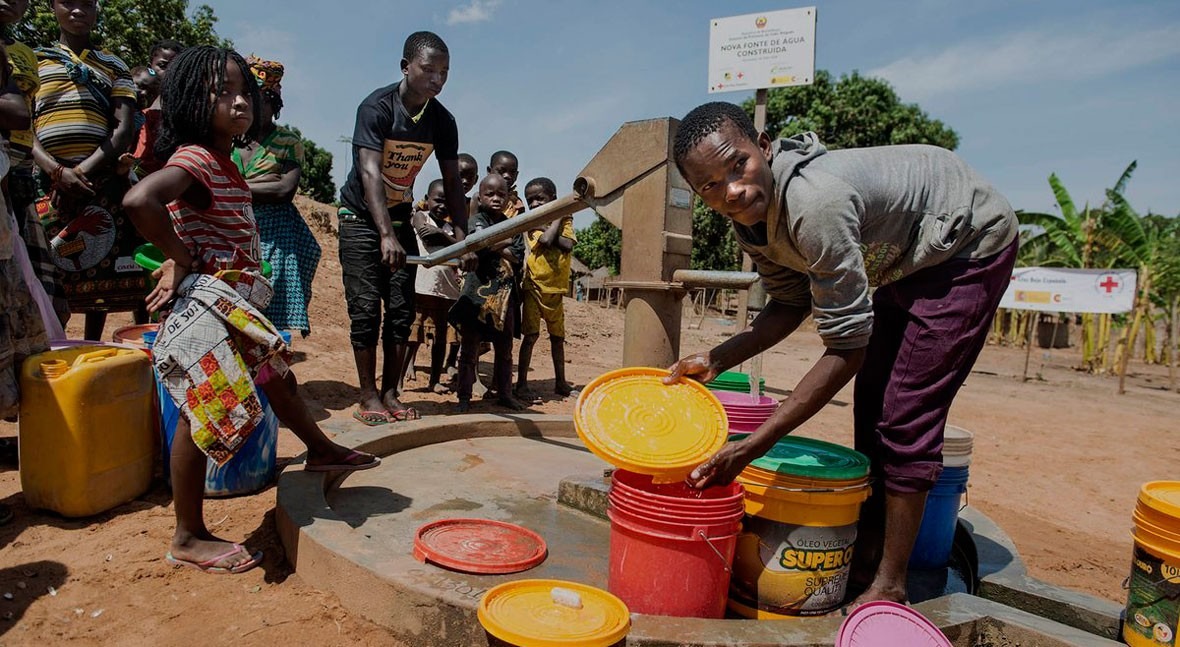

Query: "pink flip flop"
<box><xmin>165</xmin><ymin>544</ymin><xmax>262</xmax><ymax>575</ymax></box>
<box><xmin>837</xmin><ymin>601</ymin><xmax>952</xmax><ymax>647</ymax></box>
<box><xmin>304</xmin><ymin>450</ymin><xmax>381</xmax><ymax>473</ymax></box>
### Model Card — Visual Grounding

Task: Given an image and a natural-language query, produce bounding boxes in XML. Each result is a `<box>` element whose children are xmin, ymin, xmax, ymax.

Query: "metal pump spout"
<box><xmin>406</xmin><ymin>179</ymin><xmax>597</xmax><ymax>267</ymax></box>
<box><xmin>407</xmin><ymin>116</ymin><xmax>761</xmax><ymax>369</ymax></box>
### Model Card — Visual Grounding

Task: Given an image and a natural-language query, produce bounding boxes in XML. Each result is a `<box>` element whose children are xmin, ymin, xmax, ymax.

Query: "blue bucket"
<box><xmin>153</xmin><ymin>366</ymin><xmax>278</xmax><ymax>498</ymax></box>
<box><xmin>910</xmin><ymin>465</ymin><xmax>970</xmax><ymax>569</ymax></box>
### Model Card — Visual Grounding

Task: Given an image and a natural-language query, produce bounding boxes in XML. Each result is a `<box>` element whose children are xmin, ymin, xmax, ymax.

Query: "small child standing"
<box><xmin>128</xmin><ymin>66</ymin><xmax>160</xmax><ymax>175</ymax></box>
<box><xmin>516</xmin><ymin>177</ymin><xmax>576</xmax><ymax>398</ymax></box>
<box><xmin>134</xmin><ymin>41</ymin><xmax>184</xmax><ymax>178</ymax></box>
<box><xmin>445</xmin><ymin>152</ymin><xmax>480</xmax><ymax>376</ymax></box>
<box><xmin>124</xmin><ymin>47</ymin><xmax>378</xmax><ymax>575</ymax></box>
<box><xmin>457</xmin><ymin>152</ymin><xmax>479</xmax><ymax>201</ymax></box>
<box><xmin>410</xmin><ymin>179</ymin><xmax>461</xmax><ymax>393</ymax></box>
<box><xmin>131</xmin><ymin>66</ymin><xmax>160</xmax><ymax>113</ymax></box>
<box><xmin>448</xmin><ymin>174</ymin><xmax>527</xmax><ymax>412</ymax></box>
<box><xmin>487</xmin><ymin>150</ymin><xmax>524</xmax><ymax>217</ymax></box>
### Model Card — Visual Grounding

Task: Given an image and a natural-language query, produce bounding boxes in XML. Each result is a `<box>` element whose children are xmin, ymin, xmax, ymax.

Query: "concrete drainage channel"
<box><xmin>276</xmin><ymin>415</ymin><xmax>1124</xmax><ymax>646</ymax></box>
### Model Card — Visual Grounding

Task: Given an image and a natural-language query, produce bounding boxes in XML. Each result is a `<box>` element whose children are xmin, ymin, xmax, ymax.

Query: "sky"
<box><xmin>198</xmin><ymin>0</ymin><xmax>1179</xmax><ymax>229</ymax></box>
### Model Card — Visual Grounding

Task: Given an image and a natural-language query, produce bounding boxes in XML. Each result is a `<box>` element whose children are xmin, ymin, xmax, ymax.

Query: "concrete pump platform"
<box><xmin>276</xmin><ymin>414</ymin><xmax>1124</xmax><ymax>646</ymax></box>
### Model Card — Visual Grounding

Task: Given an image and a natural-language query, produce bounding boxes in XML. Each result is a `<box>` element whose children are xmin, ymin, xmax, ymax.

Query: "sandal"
<box><xmin>305</xmin><ymin>450</ymin><xmax>381</xmax><ymax>473</ymax></box>
<box><xmin>352</xmin><ymin>408</ymin><xmax>391</xmax><ymax>426</ymax></box>
<box><xmin>388</xmin><ymin>407</ymin><xmax>420</xmax><ymax>422</ymax></box>
<box><xmin>165</xmin><ymin>543</ymin><xmax>262</xmax><ymax>575</ymax></box>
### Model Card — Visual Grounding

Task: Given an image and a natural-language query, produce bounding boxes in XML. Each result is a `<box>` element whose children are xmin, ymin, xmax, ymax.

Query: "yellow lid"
<box><xmin>574</xmin><ymin>367</ymin><xmax>727</xmax><ymax>482</ymax></box>
<box><xmin>477</xmin><ymin>579</ymin><xmax>630</xmax><ymax>647</ymax></box>
<box><xmin>1139</xmin><ymin>481</ymin><xmax>1180</xmax><ymax>520</ymax></box>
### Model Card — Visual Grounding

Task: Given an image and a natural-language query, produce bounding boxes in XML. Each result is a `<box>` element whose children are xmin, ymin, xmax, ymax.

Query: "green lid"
<box><xmin>711</xmin><ymin>371</ymin><xmax>764</xmax><ymax>384</ymax></box>
<box><xmin>708</xmin><ymin>383</ymin><xmax>765</xmax><ymax>394</ymax></box>
<box><xmin>749</xmin><ymin>436</ymin><xmax>869</xmax><ymax>480</ymax></box>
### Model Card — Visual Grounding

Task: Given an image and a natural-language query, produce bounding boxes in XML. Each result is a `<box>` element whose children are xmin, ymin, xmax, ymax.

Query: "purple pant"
<box><xmin>853</xmin><ymin>240</ymin><xmax>1017</xmax><ymax>493</ymax></box>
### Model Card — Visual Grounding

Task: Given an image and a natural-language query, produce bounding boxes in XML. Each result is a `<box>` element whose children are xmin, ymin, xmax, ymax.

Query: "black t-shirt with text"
<box><xmin>340</xmin><ymin>81</ymin><xmax>459</xmax><ymax>220</ymax></box>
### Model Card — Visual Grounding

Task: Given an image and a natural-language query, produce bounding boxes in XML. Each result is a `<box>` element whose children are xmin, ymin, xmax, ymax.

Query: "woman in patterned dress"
<box><xmin>233</xmin><ymin>56</ymin><xmax>321</xmax><ymax>336</ymax></box>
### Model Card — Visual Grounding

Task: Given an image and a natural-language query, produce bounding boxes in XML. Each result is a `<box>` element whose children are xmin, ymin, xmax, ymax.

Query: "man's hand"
<box><xmin>146</xmin><ymin>259</ymin><xmax>190</xmax><ymax>313</ymax></box>
<box><xmin>664</xmin><ymin>352</ymin><xmax>720</xmax><ymax>385</ymax></box>
<box><xmin>380</xmin><ymin>233</ymin><xmax>406</xmax><ymax>270</ymax></box>
<box><xmin>686</xmin><ymin>441</ymin><xmax>757</xmax><ymax>489</ymax></box>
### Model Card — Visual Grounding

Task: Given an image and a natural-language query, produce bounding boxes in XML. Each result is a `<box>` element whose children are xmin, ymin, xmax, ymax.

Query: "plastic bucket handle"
<box><xmin>605</xmin><ymin>508</ymin><xmax>738</xmax><ymax>575</ymax></box>
<box><xmin>698</xmin><ymin>530</ymin><xmax>733</xmax><ymax>574</ymax></box>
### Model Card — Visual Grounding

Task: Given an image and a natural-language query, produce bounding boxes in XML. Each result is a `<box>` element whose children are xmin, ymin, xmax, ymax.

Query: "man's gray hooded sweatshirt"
<box><xmin>734</xmin><ymin>133</ymin><xmax>1018</xmax><ymax>350</ymax></box>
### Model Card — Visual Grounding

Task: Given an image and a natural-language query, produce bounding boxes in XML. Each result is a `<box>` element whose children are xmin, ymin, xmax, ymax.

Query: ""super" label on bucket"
<box><xmin>780</xmin><ymin>546</ymin><xmax>855</xmax><ymax>571</ymax></box>
<box><xmin>731</xmin><ymin>517</ymin><xmax>859</xmax><ymax>616</ymax></box>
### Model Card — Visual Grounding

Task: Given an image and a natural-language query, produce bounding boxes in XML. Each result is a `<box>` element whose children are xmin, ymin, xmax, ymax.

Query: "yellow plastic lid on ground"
<box><xmin>478</xmin><ymin>579</ymin><xmax>631</xmax><ymax>647</ymax></box>
<box><xmin>1139</xmin><ymin>481</ymin><xmax>1180</xmax><ymax>520</ymax></box>
<box><xmin>574</xmin><ymin>367</ymin><xmax>727</xmax><ymax>483</ymax></box>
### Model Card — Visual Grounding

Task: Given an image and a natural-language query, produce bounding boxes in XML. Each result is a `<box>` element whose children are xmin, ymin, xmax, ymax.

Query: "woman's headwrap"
<box><xmin>247</xmin><ymin>55</ymin><xmax>284</xmax><ymax>97</ymax></box>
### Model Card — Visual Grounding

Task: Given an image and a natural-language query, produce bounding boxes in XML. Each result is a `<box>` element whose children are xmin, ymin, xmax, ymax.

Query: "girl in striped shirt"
<box><xmin>125</xmin><ymin>47</ymin><xmax>379</xmax><ymax>575</ymax></box>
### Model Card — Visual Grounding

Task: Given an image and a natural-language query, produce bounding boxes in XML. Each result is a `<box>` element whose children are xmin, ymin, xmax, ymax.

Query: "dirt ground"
<box><xmin>0</xmin><ymin>196</ymin><xmax>1174</xmax><ymax>645</ymax></box>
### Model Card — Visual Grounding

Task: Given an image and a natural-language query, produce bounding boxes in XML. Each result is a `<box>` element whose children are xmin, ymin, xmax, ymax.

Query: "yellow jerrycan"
<box><xmin>19</xmin><ymin>345</ymin><xmax>155</xmax><ymax>517</ymax></box>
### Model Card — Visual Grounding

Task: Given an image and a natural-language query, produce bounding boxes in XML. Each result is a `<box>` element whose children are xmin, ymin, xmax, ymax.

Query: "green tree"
<box><xmin>572</xmin><ymin>217</ymin><xmax>621</xmax><ymax>275</ymax></box>
<box><xmin>1018</xmin><ymin>163</ymin><xmax>1137</xmax><ymax>370</ymax></box>
<box><xmin>691</xmin><ymin>198</ymin><xmax>739</xmax><ymax>271</ymax></box>
<box><xmin>11</xmin><ymin>0</ymin><xmax>230</xmax><ymax>67</ymax></box>
<box><xmin>746</xmin><ymin>70</ymin><xmax>959</xmax><ymax>150</ymax></box>
<box><xmin>573</xmin><ymin>70</ymin><xmax>961</xmax><ymax>275</ymax></box>
<box><xmin>284</xmin><ymin>125</ymin><xmax>336</xmax><ymax>204</ymax></box>
<box><xmin>683</xmin><ymin>69</ymin><xmax>962</xmax><ymax>273</ymax></box>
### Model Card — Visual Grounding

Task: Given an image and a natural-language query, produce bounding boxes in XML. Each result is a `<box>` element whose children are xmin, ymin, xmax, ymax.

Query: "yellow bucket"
<box><xmin>1124</xmin><ymin>481</ymin><xmax>1180</xmax><ymax>647</ymax></box>
<box><xmin>478</xmin><ymin>579</ymin><xmax>630</xmax><ymax>647</ymax></box>
<box><xmin>728</xmin><ymin>437</ymin><xmax>871</xmax><ymax>617</ymax></box>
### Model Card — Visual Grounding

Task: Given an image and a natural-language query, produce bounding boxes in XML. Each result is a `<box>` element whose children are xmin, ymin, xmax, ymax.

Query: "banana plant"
<box><xmin>1016</xmin><ymin>162</ymin><xmax>1140</xmax><ymax>372</ymax></box>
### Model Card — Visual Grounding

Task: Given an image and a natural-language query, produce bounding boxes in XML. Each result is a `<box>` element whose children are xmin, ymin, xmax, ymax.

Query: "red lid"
<box><xmin>413</xmin><ymin>518</ymin><xmax>548</xmax><ymax>574</ymax></box>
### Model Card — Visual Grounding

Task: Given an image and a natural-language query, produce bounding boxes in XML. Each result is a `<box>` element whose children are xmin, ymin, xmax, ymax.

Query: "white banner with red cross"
<box><xmin>999</xmin><ymin>267</ymin><xmax>1138</xmax><ymax>314</ymax></box>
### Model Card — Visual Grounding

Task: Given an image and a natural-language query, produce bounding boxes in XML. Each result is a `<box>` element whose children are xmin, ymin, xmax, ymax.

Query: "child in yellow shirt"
<box><xmin>515</xmin><ymin>177</ymin><xmax>576</xmax><ymax>398</ymax></box>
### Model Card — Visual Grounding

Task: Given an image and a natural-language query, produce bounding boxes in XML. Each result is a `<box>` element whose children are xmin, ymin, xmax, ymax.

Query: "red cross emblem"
<box><xmin>1099</xmin><ymin>276</ymin><xmax>1119</xmax><ymax>293</ymax></box>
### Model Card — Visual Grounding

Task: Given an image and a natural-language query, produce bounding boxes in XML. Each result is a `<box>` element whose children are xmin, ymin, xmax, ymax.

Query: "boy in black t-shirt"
<box><xmin>338</xmin><ymin>31</ymin><xmax>472</xmax><ymax>425</ymax></box>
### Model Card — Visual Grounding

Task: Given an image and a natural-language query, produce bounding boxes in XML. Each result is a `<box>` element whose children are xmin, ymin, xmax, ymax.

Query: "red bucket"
<box><xmin>611</xmin><ymin>470</ymin><xmax>744</xmax><ymax>507</ymax></box>
<box><xmin>607</xmin><ymin>494</ymin><xmax>745</xmax><ymax>528</ymax></box>
<box><xmin>607</xmin><ymin>506</ymin><xmax>738</xmax><ymax>618</ymax></box>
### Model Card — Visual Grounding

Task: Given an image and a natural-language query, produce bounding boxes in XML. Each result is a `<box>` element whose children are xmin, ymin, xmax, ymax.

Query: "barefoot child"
<box><xmin>665</xmin><ymin>102</ymin><xmax>1017</xmax><ymax>607</ymax></box>
<box><xmin>449</xmin><ymin>174</ymin><xmax>526</xmax><ymax>413</ymax></box>
<box><xmin>515</xmin><ymin>177</ymin><xmax>576</xmax><ymax>399</ymax></box>
<box><xmin>411</xmin><ymin>179</ymin><xmax>461</xmax><ymax>392</ymax></box>
<box><xmin>124</xmin><ymin>46</ymin><xmax>379</xmax><ymax>575</ymax></box>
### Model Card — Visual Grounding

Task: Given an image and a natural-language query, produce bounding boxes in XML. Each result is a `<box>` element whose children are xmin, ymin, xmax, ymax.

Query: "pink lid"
<box><xmin>712</xmin><ymin>390</ymin><xmax>778</xmax><ymax>409</ymax></box>
<box><xmin>836</xmin><ymin>602</ymin><xmax>952</xmax><ymax>647</ymax></box>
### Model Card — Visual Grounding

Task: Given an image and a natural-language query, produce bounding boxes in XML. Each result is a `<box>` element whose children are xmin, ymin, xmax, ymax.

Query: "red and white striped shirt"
<box><xmin>165</xmin><ymin>145</ymin><xmax>260</xmax><ymax>271</ymax></box>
